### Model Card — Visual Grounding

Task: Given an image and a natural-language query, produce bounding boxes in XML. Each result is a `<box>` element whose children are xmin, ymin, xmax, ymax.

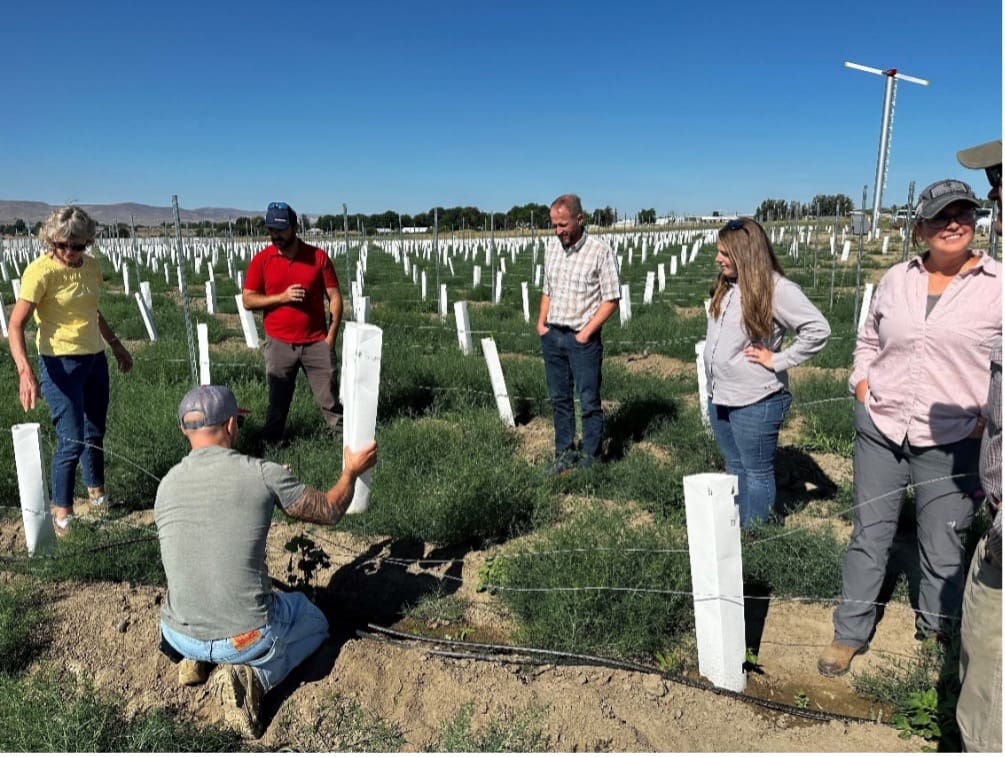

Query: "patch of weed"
<box><xmin>0</xmin><ymin>667</ymin><xmax>246</xmax><ymax>752</ymax></box>
<box><xmin>276</xmin><ymin>693</ymin><xmax>404</xmax><ymax>752</ymax></box>
<box><xmin>428</xmin><ymin>701</ymin><xmax>551</xmax><ymax>752</ymax></box>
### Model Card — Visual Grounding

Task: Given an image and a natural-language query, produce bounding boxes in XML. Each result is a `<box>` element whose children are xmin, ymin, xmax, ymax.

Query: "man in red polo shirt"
<box><xmin>242</xmin><ymin>202</ymin><xmax>343</xmax><ymax>445</ymax></box>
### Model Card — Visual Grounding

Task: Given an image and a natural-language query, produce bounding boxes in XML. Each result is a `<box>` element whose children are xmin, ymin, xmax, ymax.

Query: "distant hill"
<box><xmin>0</xmin><ymin>200</ymin><xmax>261</xmax><ymax>226</ymax></box>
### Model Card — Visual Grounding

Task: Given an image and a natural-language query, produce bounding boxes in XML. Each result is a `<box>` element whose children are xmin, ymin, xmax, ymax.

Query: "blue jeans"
<box><xmin>541</xmin><ymin>326</ymin><xmax>604</xmax><ymax>462</ymax></box>
<box><xmin>709</xmin><ymin>391</ymin><xmax>792</xmax><ymax>528</ymax></box>
<box><xmin>159</xmin><ymin>591</ymin><xmax>329</xmax><ymax>692</ymax></box>
<box><xmin>38</xmin><ymin>353</ymin><xmax>109</xmax><ymax>508</ymax></box>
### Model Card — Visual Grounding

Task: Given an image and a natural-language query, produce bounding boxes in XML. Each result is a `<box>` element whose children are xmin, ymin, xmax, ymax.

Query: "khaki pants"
<box><xmin>957</xmin><ymin>531</ymin><xmax>1002</xmax><ymax>753</ymax></box>
<box><xmin>262</xmin><ymin>337</ymin><xmax>341</xmax><ymax>443</ymax></box>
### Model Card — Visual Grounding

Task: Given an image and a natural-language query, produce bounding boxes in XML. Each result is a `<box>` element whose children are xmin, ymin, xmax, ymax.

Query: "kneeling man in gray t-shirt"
<box><xmin>155</xmin><ymin>384</ymin><xmax>376</xmax><ymax>738</ymax></box>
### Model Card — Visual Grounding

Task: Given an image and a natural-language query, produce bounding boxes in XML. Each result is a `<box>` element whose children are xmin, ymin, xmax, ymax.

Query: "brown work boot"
<box><xmin>214</xmin><ymin>664</ymin><xmax>264</xmax><ymax>739</ymax></box>
<box><xmin>177</xmin><ymin>658</ymin><xmax>210</xmax><ymax>686</ymax></box>
<box><xmin>817</xmin><ymin>640</ymin><xmax>868</xmax><ymax>677</ymax></box>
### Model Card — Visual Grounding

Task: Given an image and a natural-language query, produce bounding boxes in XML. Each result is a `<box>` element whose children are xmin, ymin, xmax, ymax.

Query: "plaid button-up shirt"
<box><xmin>542</xmin><ymin>231</ymin><xmax>621</xmax><ymax>331</ymax></box>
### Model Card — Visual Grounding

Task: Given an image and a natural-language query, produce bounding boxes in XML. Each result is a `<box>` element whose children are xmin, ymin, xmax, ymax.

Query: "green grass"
<box><xmin>0</xmin><ymin>580</ymin><xmax>50</xmax><ymax>675</ymax></box>
<box><xmin>341</xmin><ymin>410</ymin><xmax>553</xmax><ymax>546</ymax></box>
<box><xmin>0</xmin><ymin>667</ymin><xmax>247</xmax><ymax>752</ymax></box>
<box><xmin>405</xmin><ymin>591</ymin><xmax>469</xmax><ymax>624</ymax></box>
<box><xmin>790</xmin><ymin>372</ymin><xmax>856</xmax><ymax>457</ymax></box>
<box><xmin>741</xmin><ymin>521</ymin><xmax>846</xmax><ymax>598</ymax></box>
<box><xmin>484</xmin><ymin>503</ymin><xmax>693</xmax><ymax>661</ymax></box>
<box><xmin>4</xmin><ymin>522</ymin><xmax>164</xmax><ymax>585</ymax></box>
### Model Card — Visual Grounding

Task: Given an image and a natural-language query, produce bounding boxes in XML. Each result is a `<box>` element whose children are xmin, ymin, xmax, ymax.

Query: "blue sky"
<box><xmin>2</xmin><ymin>0</ymin><xmax>1000</xmax><ymax>218</ymax></box>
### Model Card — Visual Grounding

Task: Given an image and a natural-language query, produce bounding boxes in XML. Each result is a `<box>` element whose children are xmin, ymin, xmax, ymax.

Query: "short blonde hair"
<box><xmin>38</xmin><ymin>206</ymin><xmax>96</xmax><ymax>250</ymax></box>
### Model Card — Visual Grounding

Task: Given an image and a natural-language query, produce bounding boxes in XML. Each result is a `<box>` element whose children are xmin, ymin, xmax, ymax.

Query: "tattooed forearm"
<box><xmin>285</xmin><ymin>486</ymin><xmax>348</xmax><ymax>525</ymax></box>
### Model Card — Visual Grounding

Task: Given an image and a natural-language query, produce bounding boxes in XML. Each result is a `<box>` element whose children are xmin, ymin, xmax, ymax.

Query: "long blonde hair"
<box><xmin>708</xmin><ymin>217</ymin><xmax>784</xmax><ymax>340</ymax></box>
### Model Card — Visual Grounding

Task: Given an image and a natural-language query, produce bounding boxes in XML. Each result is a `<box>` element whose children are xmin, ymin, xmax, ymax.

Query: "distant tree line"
<box><xmin>754</xmin><ymin>194</ymin><xmax>857</xmax><ymax>220</ymax></box>
<box><xmin>4</xmin><ymin>192</ymin><xmax>902</xmax><ymax>240</ymax></box>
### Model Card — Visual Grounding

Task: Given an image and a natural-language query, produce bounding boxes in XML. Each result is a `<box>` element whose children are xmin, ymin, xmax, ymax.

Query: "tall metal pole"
<box><xmin>433</xmin><ymin>207</ymin><xmax>440</xmax><ymax>295</ymax></box>
<box><xmin>172</xmin><ymin>195</ymin><xmax>198</xmax><ymax>385</ymax></box>
<box><xmin>871</xmin><ymin>74</ymin><xmax>897</xmax><ymax>229</ymax></box>
<box><xmin>844</xmin><ymin>61</ymin><xmax>929</xmax><ymax>230</ymax></box>
<box><xmin>342</xmin><ymin>203</ymin><xmax>350</xmax><ymax>302</ymax></box>
<box><xmin>854</xmin><ymin>185</ymin><xmax>867</xmax><ymax>323</ymax></box>
<box><xmin>812</xmin><ymin>201</ymin><xmax>820</xmax><ymax>288</ymax></box>
<box><xmin>902</xmin><ymin>181</ymin><xmax>916</xmax><ymax>262</ymax></box>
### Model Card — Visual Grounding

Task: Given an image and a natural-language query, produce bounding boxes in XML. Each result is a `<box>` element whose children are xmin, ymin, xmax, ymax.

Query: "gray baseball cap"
<box><xmin>914</xmin><ymin>179</ymin><xmax>980</xmax><ymax>220</ymax></box>
<box><xmin>957</xmin><ymin>139</ymin><xmax>1002</xmax><ymax>170</ymax></box>
<box><xmin>178</xmin><ymin>385</ymin><xmax>249</xmax><ymax>429</ymax></box>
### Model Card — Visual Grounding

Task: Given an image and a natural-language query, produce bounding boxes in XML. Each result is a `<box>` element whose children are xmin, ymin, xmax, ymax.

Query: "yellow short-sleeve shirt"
<box><xmin>18</xmin><ymin>254</ymin><xmax>104</xmax><ymax>356</ymax></box>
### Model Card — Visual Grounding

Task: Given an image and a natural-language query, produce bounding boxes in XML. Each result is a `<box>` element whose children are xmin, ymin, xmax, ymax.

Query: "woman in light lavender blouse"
<box><xmin>819</xmin><ymin>179</ymin><xmax>1002</xmax><ymax>678</ymax></box>
<box><xmin>704</xmin><ymin>217</ymin><xmax>830</xmax><ymax>528</ymax></box>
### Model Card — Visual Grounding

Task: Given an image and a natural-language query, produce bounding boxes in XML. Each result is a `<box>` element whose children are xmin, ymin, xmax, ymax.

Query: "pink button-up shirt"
<box><xmin>850</xmin><ymin>251</ymin><xmax>1001</xmax><ymax>447</ymax></box>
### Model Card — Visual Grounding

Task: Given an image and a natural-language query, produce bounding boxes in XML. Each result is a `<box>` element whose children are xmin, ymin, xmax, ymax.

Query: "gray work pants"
<box><xmin>262</xmin><ymin>337</ymin><xmax>341</xmax><ymax>443</ymax></box>
<box><xmin>833</xmin><ymin>402</ymin><xmax>979</xmax><ymax>646</ymax></box>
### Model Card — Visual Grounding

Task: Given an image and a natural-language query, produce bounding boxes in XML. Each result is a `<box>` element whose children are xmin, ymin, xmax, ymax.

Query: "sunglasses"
<box><xmin>721</xmin><ymin>219</ymin><xmax>750</xmax><ymax>235</ymax></box>
<box><xmin>54</xmin><ymin>241</ymin><xmax>87</xmax><ymax>252</ymax></box>
<box><xmin>268</xmin><ymin>202</ymin><xmax>290</xmax><ymax>211</ymax></box>
<box><xmin>986</xmin><ymin>165</ymin><xmax>1002</xmax><ymax>190</ymax></box>
<box><xmin>925</xmin><ymin>208</ymin><xmax>977</xmax><ymax>230</ymax></box>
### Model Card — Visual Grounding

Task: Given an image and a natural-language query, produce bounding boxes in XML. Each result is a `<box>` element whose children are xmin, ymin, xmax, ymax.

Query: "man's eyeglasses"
<box><xmin>54</xmin><ymin>241</ymin><xmax>87</xmax><ymax>252</ymax></box>
<box><xmin>986</xmin><ymin>165</ymin><xmax>1002</xmax><ymax>190</ymax></box>
<box><xmin>925</xmin><ymin>208</ymin><xmax>977</xmax><ymax>230</ymax></box>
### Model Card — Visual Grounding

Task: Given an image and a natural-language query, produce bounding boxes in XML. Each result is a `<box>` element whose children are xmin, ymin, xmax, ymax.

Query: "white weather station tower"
<box><xmin>844</xmin><ymin>61</ymin><xmax>929</xmax><ymax>228</ymax></box>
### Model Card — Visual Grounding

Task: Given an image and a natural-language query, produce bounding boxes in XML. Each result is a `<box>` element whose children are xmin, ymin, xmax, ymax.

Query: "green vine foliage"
<box><xmin>284</xmin><ymin>534</ymin><xmax>331</xmax><ymax>599</ymax></box>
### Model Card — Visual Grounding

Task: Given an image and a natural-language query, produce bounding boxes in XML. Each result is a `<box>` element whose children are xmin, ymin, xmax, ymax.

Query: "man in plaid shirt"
<box><xmin>536</xmin><ymin>194</ymin><xmax>620</xmax><ymax>474</ymax></box>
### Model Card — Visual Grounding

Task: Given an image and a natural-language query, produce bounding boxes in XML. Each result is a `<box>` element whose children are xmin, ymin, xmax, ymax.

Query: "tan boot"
<box><xmin>177</xmin><ymin>659</ymin><xmax>210</xmax><ymax>686</ymax></box>
<box><xmin>817</xmin><ymin>640</ymin><xmax>868</xmax><ymax>677</ymax></box>
<box><xmin>214</xmin><ymin>664</ymin><xmax>264</xmax><ymax>738</ymax></box>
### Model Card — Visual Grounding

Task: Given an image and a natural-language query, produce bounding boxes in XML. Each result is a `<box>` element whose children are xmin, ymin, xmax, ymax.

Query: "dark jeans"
<box><xmin>709</xmin><ymin>390</ymin><xmax>792</xmax><ymax>528</ymax></box>
<box><xmin>541</xmin><ymin>326</ymin><xmax>603</xmax><ymax>462</ymax></box>
<box><xmin>263</xmin><ymin>337</ymin><xmax>341</xmax><ymax>443</ymax></box>
<box><xmin>38</xmin><ymin>352</ymin><xmax>109</xmax><ymax>507</ymax></box>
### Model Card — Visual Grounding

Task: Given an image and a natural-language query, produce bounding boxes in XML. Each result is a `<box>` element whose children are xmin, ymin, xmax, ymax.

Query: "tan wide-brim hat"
<box><xmin>957</xmin><ymin>139</ymin><xmax>1002</xmax><ymax>169</ymax></box>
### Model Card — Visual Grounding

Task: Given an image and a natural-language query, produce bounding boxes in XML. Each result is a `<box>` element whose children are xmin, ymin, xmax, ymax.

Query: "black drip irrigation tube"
<box><xmin>359</xmin><ymin>623</ymin><xmax>889</xmax><ymax>727</ymax></box>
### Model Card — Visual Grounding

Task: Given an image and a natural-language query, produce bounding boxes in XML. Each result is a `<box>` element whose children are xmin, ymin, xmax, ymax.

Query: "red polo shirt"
<box><xmin>244</xmin><ymin>241</ymin><xmax>339</xmax><ymax>343</ymax></box>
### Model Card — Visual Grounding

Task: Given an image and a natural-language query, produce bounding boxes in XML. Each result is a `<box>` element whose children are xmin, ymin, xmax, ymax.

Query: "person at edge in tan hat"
<box><xmin>954</xmin><ymin>137</ymin><xmax>1002</xmax><ymax>754</ymax></box>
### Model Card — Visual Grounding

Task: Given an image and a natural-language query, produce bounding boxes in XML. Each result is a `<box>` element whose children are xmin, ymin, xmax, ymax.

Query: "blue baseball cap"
<box><xmin>265</xmin><ymin>201</ymin><xmax>297</xmax><ymax>230</ymax></box>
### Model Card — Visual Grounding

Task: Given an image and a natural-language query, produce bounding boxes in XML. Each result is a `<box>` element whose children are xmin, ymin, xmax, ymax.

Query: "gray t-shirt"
<box><xmin>155</xmin><ymin>446</ymin><xmax>306</xmax><ymax>640</ymax></box>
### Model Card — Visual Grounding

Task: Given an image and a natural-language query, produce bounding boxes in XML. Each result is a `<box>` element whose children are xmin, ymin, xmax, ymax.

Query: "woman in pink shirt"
<box><xmin>819</xmin><ymin>179</ymin><xmax>1001</xmax><ymax>677</ymax></box>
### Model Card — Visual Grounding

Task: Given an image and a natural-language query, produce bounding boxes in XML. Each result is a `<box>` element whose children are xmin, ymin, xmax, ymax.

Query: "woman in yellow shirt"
<box><xmin>8</xmin><ymin>206</ymin><xmax>132</xmax><ymax>532</ymax></box>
